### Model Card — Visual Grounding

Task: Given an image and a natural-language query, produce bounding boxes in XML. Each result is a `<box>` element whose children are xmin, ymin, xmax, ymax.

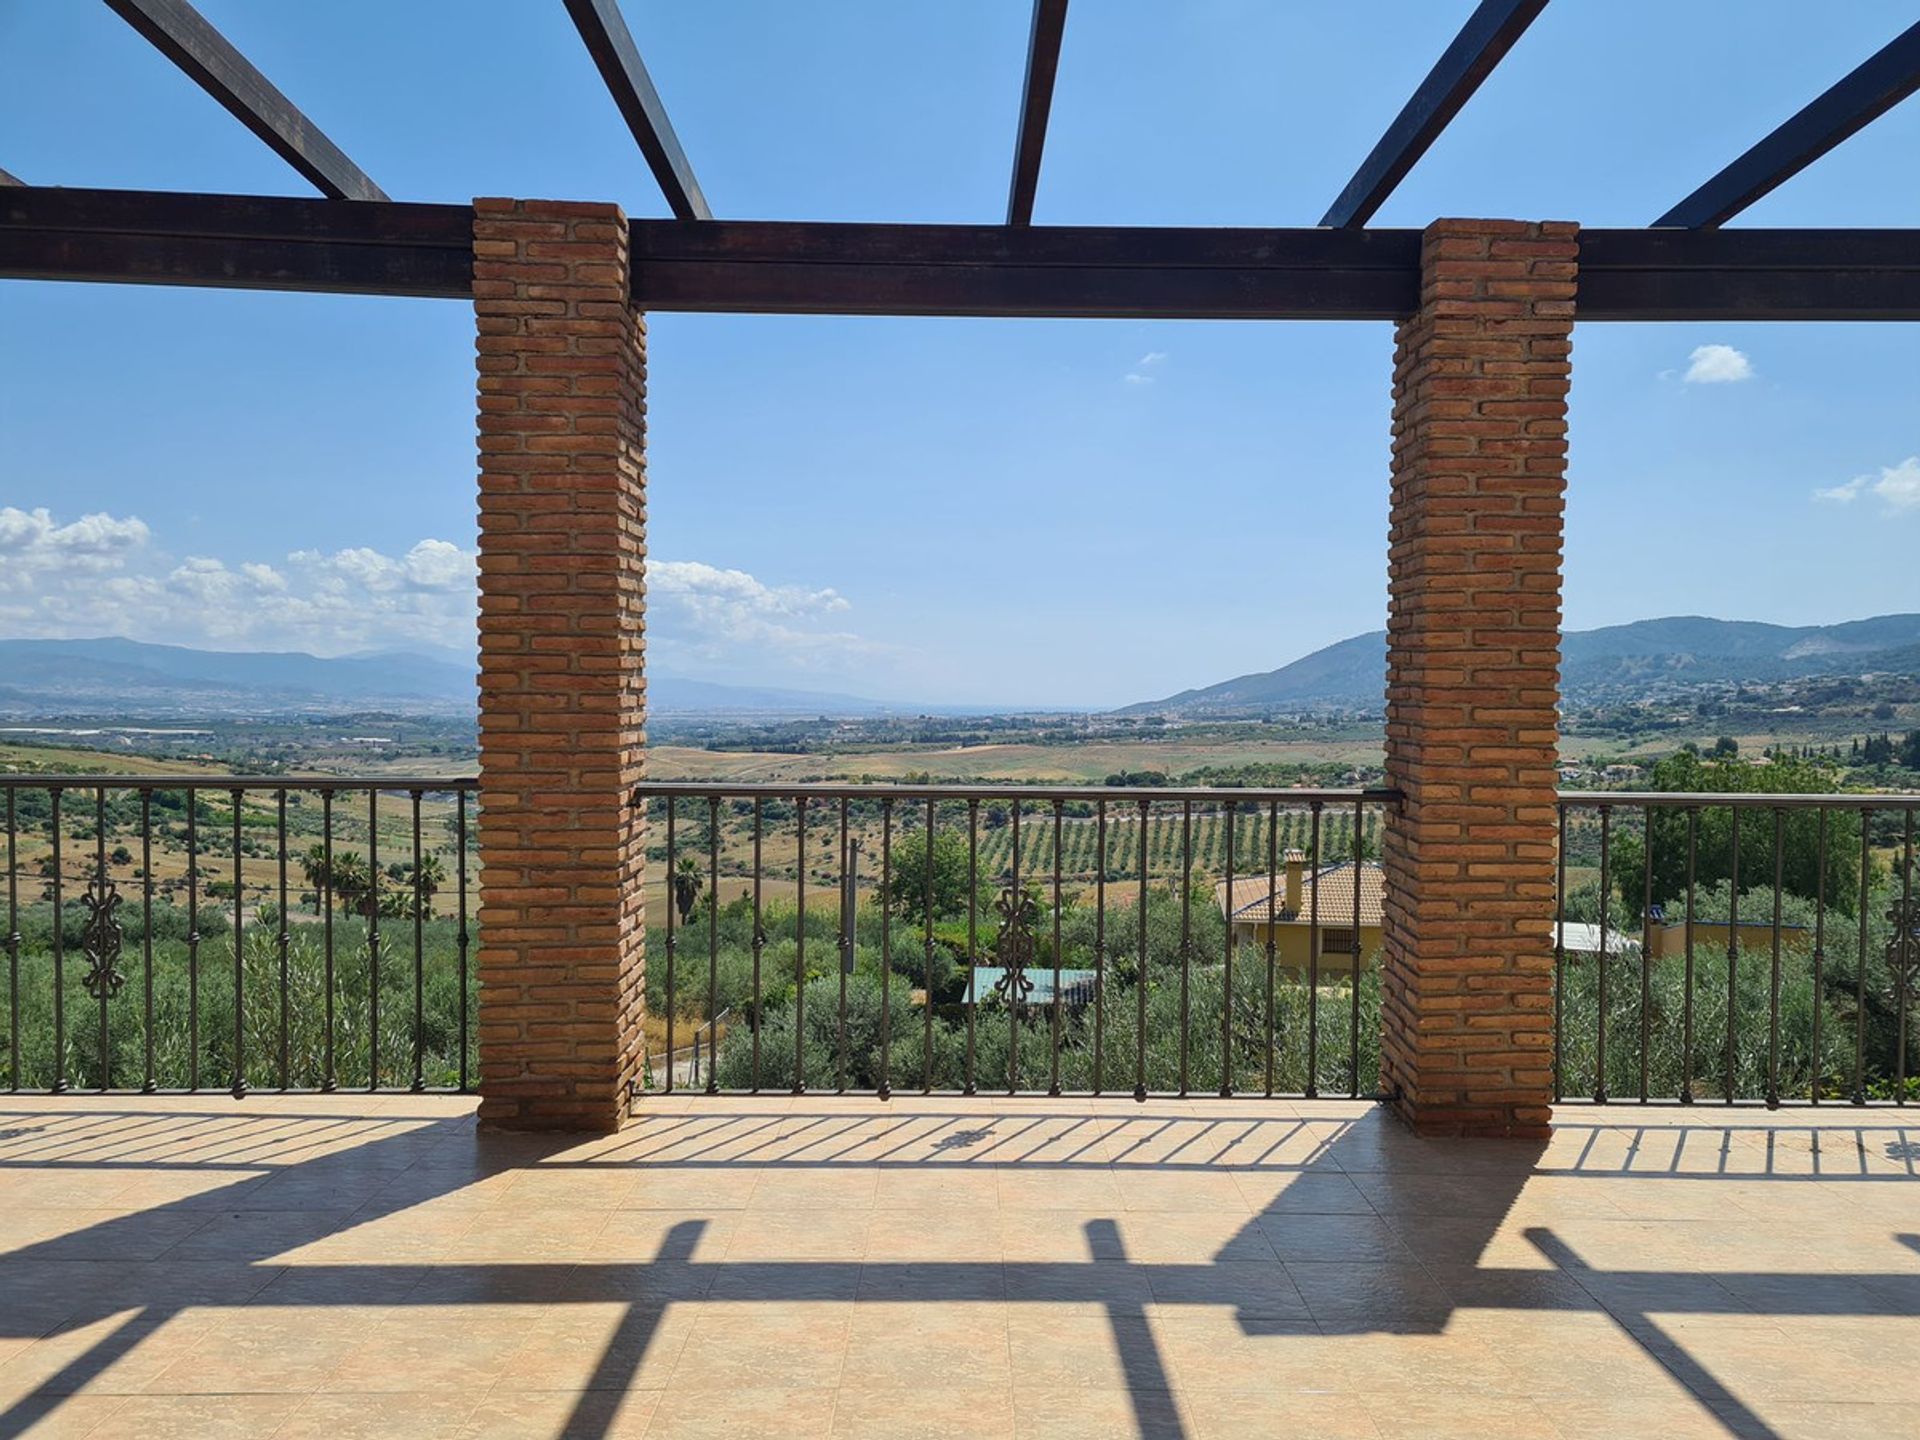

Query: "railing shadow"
<box><xmin>0</xmin><ymin>1104</ymin><xmax>1917</xmax><ymax>1438</ymax></box>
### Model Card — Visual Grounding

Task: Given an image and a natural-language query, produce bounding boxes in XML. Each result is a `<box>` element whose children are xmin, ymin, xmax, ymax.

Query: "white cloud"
<box><xmin>648</xmin><ymin>560</ymin><xmax>880</xmax><ymax>671</ymax></box>
<box><xmin>1122</xmin><ymin>350</ymin><xmax>1168</xmax><ymax>385</ymax></box>
<box><xmin>1682</xmin><ymin>344</ymin><xmax>1754</xmax><ymax>384</ymax></box>
<box><xmin>1137</xmin><ymin>351</ymin><xmax>1168</xmax><ymax>367</ymax></box>
<box><xmin>0</xmin><ymin>507</ymin><xmax>149</xmax><ymax>584</ymax></box>
<box><xmin>1817</xmin><ymin>456</ymin><xmax>1920</xmax><ymax>511</ymax></box>
<box><xmin>0</xmin><ymin>508</ymin><xmax>878</xmax><ymax>671</ymax></box>
<box><xmin>1122</xmin><ymin>372</ymin><xmax>1153</xmax><ymax>386</ymax></box>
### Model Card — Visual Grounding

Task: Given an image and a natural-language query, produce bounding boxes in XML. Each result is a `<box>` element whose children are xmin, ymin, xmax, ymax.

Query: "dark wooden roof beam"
<box><xmin>1006</xmin><ymin>0</ymin><xmax>1069</xmax><ymax>227</ymax></box>
<box><xmin>103</xmin><ymin>0</ymin><xmax>385</xmax><ymax>202</ymax></box>
<box><xmin>1656</xmin><ymin>20</ymin><xmax>1920</xmax><ymax>228</ymax></box>
<box><xmin>1320</xmin><ymin>0</ymin><xmax>1548</xmax><ymax>228</ymax></box>
<box><xmin>562</xmin><ymin>0</ymin><xmax>711</xmax><ymax>221</ymax></box>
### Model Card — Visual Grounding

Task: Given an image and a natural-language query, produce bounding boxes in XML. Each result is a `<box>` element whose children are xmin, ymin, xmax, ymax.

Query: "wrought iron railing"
<box><xmin>634</xmin><ymin>781</ymin><xmax>1400</xmax><ymax>1099</ymax></box>
<box><xmin>1554</xmin><ymin>792</ymin><xmax>1920</xmax><ymax>1107</ymax></box>
<box><xmin>0</xmin><ymin>775</ymin><xmax>476</xmax><ymax>1094</ymax></box>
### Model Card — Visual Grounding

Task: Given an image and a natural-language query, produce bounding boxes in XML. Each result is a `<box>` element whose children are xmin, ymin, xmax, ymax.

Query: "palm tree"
<box><xmin>329</xmin><ymin>851</ymin><xmax>372</xmax><ymax>919</ymax></box>
<box><xmin>672</xmin><ymin>855</ymin><xmax>704</xmax><ymax>924</ymax></box>
<box><xmin>397</xmin><ymin>853</ymin><xmax>447</xmax><ymax>919</ymax></box>
<box><xmin>299</xmin><ymin>844</ymin><xmax>330</xmax><ymax>914</ymax></box>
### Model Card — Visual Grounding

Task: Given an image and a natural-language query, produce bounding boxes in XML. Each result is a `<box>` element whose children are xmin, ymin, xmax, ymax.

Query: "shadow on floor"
<box><xmin>0</xmin><ymin>1101</ymin><xmax>1916</xmax><ymax>1438</ymax></box>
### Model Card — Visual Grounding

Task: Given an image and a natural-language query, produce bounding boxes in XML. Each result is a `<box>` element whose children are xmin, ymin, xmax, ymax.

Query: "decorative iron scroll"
<box><xmin>80</xmin><ymin>870</ymin><xmax>126</xmax><ymax>1002</ymax></box>
<box><xmin>992</xmin><ymin>882</ymin><xmax>1041</xmax><ymax>1008</ymax></box>
<box><xmin>1890</xmin><ymin>893</ymin><xmax>1920</xmax><ymax>1003</ymax></box>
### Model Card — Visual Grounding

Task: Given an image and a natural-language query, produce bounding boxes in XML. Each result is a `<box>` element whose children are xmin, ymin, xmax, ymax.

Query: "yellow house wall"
<box><xmin>1231</xmin><ymin>922</ymin><xmax>1383</xmax><ymax>978</ymax></box>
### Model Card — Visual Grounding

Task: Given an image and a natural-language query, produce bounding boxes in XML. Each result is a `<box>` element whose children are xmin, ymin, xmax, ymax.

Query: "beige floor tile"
<box><xmin>460</xmin><ymin>1386</ymin><xmax>658</xmax><ymax>1438</ymax></box>
<box><xmin>1183</xmin><ymin>1390</ymin><xmax>1382</xmax><ymax>1439</ymax></box>
<box><xmin>667</xmin><ymin>1304</ymin><xmax>851</xmax><ymax>1391</ymax></box>
<box><xmin>1010</xmin><ymin>1384</ymin><xmax>1188</xmax><ymax>1439</ymax></box>
<box><xmin>487</xmin><ymin>1302</ymin><xmax>697</xmax><ymax>1393</ymax></box>
<box><xmin>829</xmin><ymin>1386</ymin><xmax>1015</xmax><ymax>1438</ymax></box>
<box><xmin>1360</xmin><ymin>1393</ymin><xmax>1557</xmax><ymax>1439</ymax></box>
<box><xmin>143</xmin><ymin>1306</ymin><xmax>386</xmax><ymax>1394</ymax></box>
<box><xmin>0</xmin><ymin>1310</ymin><xmax>219</xmax><ymax>1399</ymax></box>
<box><xmin>79</xmin><ymin>1393</ymin><xmax>302</xmax><ymax>1438</ymax></box>
<box><xmin>321</xmin><ymin>1307</ymin><xmax>539</xmax><ymax>1395</ymax></box>
<box><xmin>843</xmin><ymin>1301</ymin><xmax>1010</xmax><ymax>1390</ymax></box>
<box><xmin>1111</xmin><ymin>1167</ymin><xmax>1253</xmax><ymax>1213</ymax></box>
<box><xmin>643</xmin><ymin>1385</ymin><xmax>836</xmax><ymax>1438</ymax></box>
<box><xmin>0</xmin><ymin>1393</ymin><xmax>130</xmax><ymax>1437</ymax></box>
<box><xmin>273</xmin><ymin>1391</ymin><xmax>481</xmax><ymax>1439</ymax></box>
<box><xmin>864</xmin><ymin>1208</ymin><xmax>1002</xmax><ymax>1261</ymax></box>
<box><xmin>724</xmin><ymin>1211</ymin><xmax>870</xmax><ymax>1262</ymax></box>
<box><xmin>872</xmin><ymin>1167</ymin><xmax>1001</xmax><ymax>1209</ymax></box>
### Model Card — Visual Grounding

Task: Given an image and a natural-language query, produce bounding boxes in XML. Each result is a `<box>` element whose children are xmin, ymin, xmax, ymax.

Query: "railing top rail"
<box><xmin>0</xmin><ymin>773</ymin><xmax>477</xmax><ymax>791</ymax></box>
<box><xmin>632</xmin><ymin>780</ymin><xmax>1402</xmax><ymax>805</ymax></box>
<box><xmin>1558</xmin><ymin>789</ymin><xmax>1919</xmax><ymax>809</ymax></box>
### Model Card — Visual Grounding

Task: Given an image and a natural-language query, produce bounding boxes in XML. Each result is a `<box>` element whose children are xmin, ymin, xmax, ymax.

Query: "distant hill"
<box><xmin>0</xmin><ymin>637</ymin><xmax>904</xmax><ymax>717</ymax></box>
<box><xmin>1120</xmin><ymin>614</ymin><xmax>1920</xmax><ymax>716</ymax></box>
<box><xmin>0</xmin><ymin>637</ymin><xmax>474</xmax><ymax>711</ymax></box>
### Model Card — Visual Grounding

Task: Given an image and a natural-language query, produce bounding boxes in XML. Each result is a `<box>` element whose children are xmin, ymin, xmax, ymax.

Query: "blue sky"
<box><xmin>2</xmin><ymin>0</ymin><xmax>1917</xmax><ymax>708</ymax></box>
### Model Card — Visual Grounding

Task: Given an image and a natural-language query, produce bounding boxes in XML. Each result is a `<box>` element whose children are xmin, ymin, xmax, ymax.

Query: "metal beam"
<box><xmin>0</xmin><ymin>186</ymin><xmax>470</xmax><ymax>297</ymax></box>
<box><xmin>1006</xmin><ymin>0</ymin><xmax>1069</xmax><ymax>227</ymax></box>
<box><xmin>1577</xmin><ymin>228</ymin><xmax>1920</xmax><ymax>320</ymax></box>
<box><xmin>630</xmin><ymin>220</ymin><xmax>1424</xmax><ymax>319</ymax></box>
<box><xmin>7</xmin><ymin>189</ymin><xmax>1920</xmax><ymax>321</ymax></box>
<box><xmin>1320</xmin><ymin>0</ymin><xmax>1548</xmax><ymax>228</ymax></box>
<box><xmin>103</xmin><ymin>0</ymin><xmax>385</xmax><ymax>202</ymax></box>
<box><xmin>562</xmin><ymin>0</ymin><xmax>710</xmax><ymax>221</ymax></box>
<box><xmin>1656</xmin><ymin>21</ymin><xmax>1920</xmax><ymax>228</ymax></box>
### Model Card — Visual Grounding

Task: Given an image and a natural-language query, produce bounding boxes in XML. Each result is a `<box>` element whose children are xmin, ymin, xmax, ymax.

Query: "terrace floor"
<box><xmin>0</xmin><ymin>1096</ymin><xmax>1916</xmax><ymax>1440</ymax></box>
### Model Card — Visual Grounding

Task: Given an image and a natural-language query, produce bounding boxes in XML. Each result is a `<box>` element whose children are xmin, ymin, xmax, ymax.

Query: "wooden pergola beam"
<box><xmin>0</xmin><ymin>186</ymin><xmax>469</xmax><ymax>297</ymax></box>
<box><xmin>1006</xmin><ymin>0</ymin><xmax>1070</xmax><ymax>227</ymax></box>
<box><xmin>1656</xmin><ymin>20</ymin><xmax>1920</xmax><ymax>228</ymax></box>
<box><xmin>102</xmin><ymin>0</ymin><xmax>385</xmax><ymax>202</ymax></box>
<box><xmin>10</xmin><ymin>188</ymin><xmax>1920</xmax><ymax>322</ymax></box>
<box><xmin>561</xmin><ymin>0</ymin><xmax>710</xmax><ymax>221</ymax></box>
<box><xmin>1320</xmin><ymin>0</ymin><xmax>1548</xmax><ymax>228</ymax></box>
<box><xmin>0</xmin><ymin>166</ymin><xmax>22</xmax><ymax>187</ymax></box>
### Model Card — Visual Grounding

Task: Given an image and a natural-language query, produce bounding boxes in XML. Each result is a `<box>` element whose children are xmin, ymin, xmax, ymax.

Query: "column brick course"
<box><xmin>1379</xmin><ymin>219</ymin><xmax>1576</xmax><ymax>1140</ymax></box>
<box><xmin>473</xmin><ymin>198</ymin><xmax>647</xmax><ymax>1132</ymax></box>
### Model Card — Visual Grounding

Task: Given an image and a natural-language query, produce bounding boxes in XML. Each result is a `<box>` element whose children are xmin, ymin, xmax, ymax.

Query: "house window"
<box><xmin>1320</xmin><ymin>928</ymin><xmax>1357</xmax><ymax>955</ymax></box>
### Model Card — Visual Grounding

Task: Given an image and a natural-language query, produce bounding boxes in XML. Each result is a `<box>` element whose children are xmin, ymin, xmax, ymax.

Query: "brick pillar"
<box><xmin>1378</xmin><ymin>219</ymin><xmax>1576</xmax><ymax>1140</ymax></box>
<box><xmin>473</xmin><ymin>198</ymin><xmax>647</xmax><ymax>1131</ymax></box>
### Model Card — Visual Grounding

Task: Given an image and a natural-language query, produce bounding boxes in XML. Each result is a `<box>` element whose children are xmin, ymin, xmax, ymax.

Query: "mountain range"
<box><xmin>0</xmin><ymin>638</ymin><xmax>895</xmax><ymax>717</ymax></box>
<box><xmin>1122</xmin><ymin>613</ymin><xmax>1920</xmax><ymax>716</ymax></box>
<box><xmin>6</xmin><ymin>615</ymin><xmax>1919</xmax><ymax>720</ymax></box>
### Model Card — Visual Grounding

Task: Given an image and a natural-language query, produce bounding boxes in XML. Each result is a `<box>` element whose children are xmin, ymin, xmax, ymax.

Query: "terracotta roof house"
<box><xmin>1214</xmin><ymin>850</ymin><xmax>1385</xmax><ymax>977</ymax></box>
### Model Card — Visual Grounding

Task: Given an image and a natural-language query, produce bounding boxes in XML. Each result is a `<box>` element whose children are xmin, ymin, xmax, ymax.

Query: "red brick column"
<box><xmin>1378</xmin><ymin>219</ymin><xmax>1576</xmax><ymax>1140</ymax></box>
<box><xmin>472</xmin><ymin>198</ymin><xmax>647</xmax><ymax>1131</ymax></box>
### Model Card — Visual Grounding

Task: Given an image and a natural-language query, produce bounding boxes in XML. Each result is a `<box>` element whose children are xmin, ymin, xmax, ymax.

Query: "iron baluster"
<box><xmin>1049</xmin><ymin>798</ymin><xmax>1063</xmax><ymax>1097</ymax></box>
<box><xmin>923</xmin><ymin>796</ymin><xmax>936</xmax><ymax>1095</ymax></box>
<box><xmin>320</xmin><ymin>788</ymin><xmax>336</xmax><ymax>1092</ymax></box>
<box><xmin>51</xmin><ymin>786</ymin><xmax>66</xmax><ymax>1093</ymax></box>
<box><xmin>707</xmin><ymin>794</ymin><xmax>720</xmax><ymax>1096</ymax></box>
<box><xmin>456</xmin><ymin>788</ymin><xmax>470</xmax><ymax>1094</ymax></box>
<box><xmin>751</xmin><ymin>796</ymin><xmax>763</xmax><ymax>1094</ymax></box>
<box><xmin>140</xmin><ymin>789</ymin><xmax>155</xmax><ymax>1093</ymax></box>
<box><xmin>1350</xmin><ymin>795</ymin><xmax>1364</xmax><ymax>1097</ymax></box>
<box><xmin>1134</xmin><ymin>798</ymin><xmax>1148</xmax><ymax>1102</ymax></box>
<box><xmin>664</xmin><ymin>800</ymin><xmax>676</xmax><ymax>1094</ymax></box>
<box><xmin>278</xmin><ymin>789</ymin><xmax>290</xmax><ymax>1091</ymax></box>
<box><xmin>411</xmin><ymin>789</ymin><xmax>425</xmax><ymax>1093</ymax></box>
<box><xmin>367</xmin><ymin>788</ymin><xmax>379</xmax><ymax>1092</ymax></box>
<box><xmin>231</xmin><ymin>787</ymin><xmax>245</xmax><ymax>1099</ymax></box>
<box><xmin>85</xmin><ymin>786</ymin><xmax>120</xmax><ymax>1089</ymax></box>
